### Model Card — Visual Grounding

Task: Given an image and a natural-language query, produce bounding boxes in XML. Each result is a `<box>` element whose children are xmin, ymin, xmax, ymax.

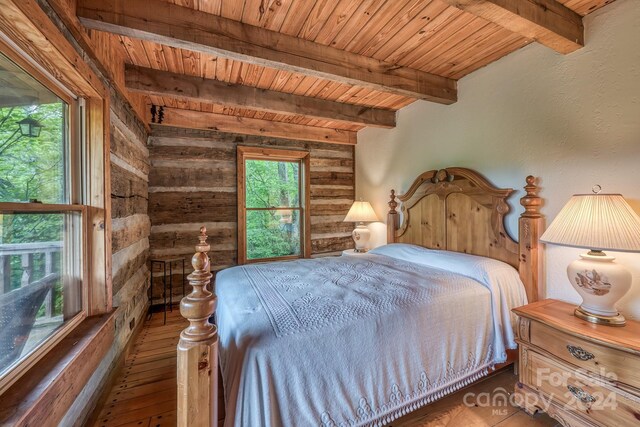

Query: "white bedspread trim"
<box><xmin>369</xmin><ymin>366</ymin><xmax>490</xmax><ymax>427</ymax></box>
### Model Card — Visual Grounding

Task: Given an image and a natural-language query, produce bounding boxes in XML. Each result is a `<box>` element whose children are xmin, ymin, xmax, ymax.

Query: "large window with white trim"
<box><xmin>0</xmin><ymin>49</ymin><xmax>84</xmax><ymax>386</ymax></box>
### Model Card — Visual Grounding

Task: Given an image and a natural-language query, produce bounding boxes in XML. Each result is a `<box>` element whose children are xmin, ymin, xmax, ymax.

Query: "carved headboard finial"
<box><xmin>387</xmin><ymin>190</ymin><xmax>399</xmax><ymax>243</ymax></box>
<box><xmin>388</xmin><ymin>189</ymin><xmax>398</xmax><ymax>214</ymax></box>
<box><xmin>195</xmin><ymin>226</ymin><xmax>210</xmax><ymax>254</ymax></box>
<box><xmin>520</xmin><ymin>175</ymin><xmax>542</xmax><ymax>218</ymax></box>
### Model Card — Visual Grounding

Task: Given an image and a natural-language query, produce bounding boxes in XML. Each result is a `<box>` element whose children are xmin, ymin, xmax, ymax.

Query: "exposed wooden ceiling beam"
<box><xmin>125</xmin><ymin>65</ymin><xmax>396</xmax><ymax>128</ymax></box>
<box><xmin>76</xmin><ymin>0</ymin><xmax>457</xmax><ymax>104</ymax></box>
<box><xmin>441</xmin><ymin>0</ymin><xmax>584</xmax><ymax>54</ymax></box>
<box><xmin>151</xmin><ymin>106</ymin><xmax>357</xmax><ymax>145</ymax></box>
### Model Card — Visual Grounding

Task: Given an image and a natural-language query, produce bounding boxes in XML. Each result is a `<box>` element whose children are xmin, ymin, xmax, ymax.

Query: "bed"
<box><xmin>214</xmin><ymin>167</ymin><xmax>544</xmax><ymax>427</ymax></box>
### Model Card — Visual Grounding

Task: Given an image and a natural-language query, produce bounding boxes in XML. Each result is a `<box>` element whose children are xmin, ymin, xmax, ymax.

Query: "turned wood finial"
<box><xmin>179</xmin><ymin>226</ymin><xmax>217</xmax><ymax>343</ymax></box>
<box><xmin>520</xmin><ymin>175</ymin><xmax>542</xmax><ymax>218</ymax></box>
<box><xmin>388</xmin><ymin>189</ymin><xmax>398</xmax><ymax>214</ymax></box>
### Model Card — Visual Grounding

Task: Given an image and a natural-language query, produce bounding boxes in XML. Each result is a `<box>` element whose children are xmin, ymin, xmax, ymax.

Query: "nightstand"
<box><xmin>341</xmin><ymin>249</ymin><xmax>369</xmax><ymax>256</ymax></box>
<box><xmin>513</xmin><ymin>299</ymin><xmax>640</xmax><ymax>427</ymax></box>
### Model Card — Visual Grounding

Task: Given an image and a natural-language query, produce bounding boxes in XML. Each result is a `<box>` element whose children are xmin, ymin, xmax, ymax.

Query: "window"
<box><xmin>0</xmin><ymin>48</ymin><xmax>84</xmax><ymax>387</ymax></box>
<box><xmin>237</xmin><ymin>147</ymin><xmax>311</xmax><ymax>264</ymax></box>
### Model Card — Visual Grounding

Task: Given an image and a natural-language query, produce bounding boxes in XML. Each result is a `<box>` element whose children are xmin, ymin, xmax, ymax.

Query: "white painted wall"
<box><xmin>356</xmin><ymin>0</ymin><xmax>640</xmax><ymax>319</ymax></box>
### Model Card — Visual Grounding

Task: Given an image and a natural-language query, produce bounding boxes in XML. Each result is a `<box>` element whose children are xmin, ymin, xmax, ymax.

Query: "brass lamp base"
<box><xmin>574</xmin><ymin>307</ymin><xmax>626</xmax><ymax>327</ymax></box>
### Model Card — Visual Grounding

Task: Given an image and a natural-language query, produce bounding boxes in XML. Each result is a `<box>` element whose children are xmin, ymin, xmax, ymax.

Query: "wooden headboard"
<box><xmin>387</xmin><ymin>167</ymin><xmax>543</xmax><ymax>303</ymax></box>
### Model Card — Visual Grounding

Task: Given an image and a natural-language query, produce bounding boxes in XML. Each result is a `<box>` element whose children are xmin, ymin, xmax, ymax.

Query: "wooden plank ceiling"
<box><xmin>76</xmin><ymin>0</ymin><xmax>614</xmax><ymax>143</ymax></box>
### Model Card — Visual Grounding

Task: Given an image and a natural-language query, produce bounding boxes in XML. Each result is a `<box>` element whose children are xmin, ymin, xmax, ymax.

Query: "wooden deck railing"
<box><xmin>177</xmin><ymin>227</ymin><xmax>218</xmax><ymax>427</ymax></box>
<box><xmin>0</xmin><ymin>241</ymin><xmax>62</xmax><ymax>319</ymax></box>
<box><xmin>0</xmin><ymin>241</ymin><xmax>62</xmax><ymax>370</ymax></box>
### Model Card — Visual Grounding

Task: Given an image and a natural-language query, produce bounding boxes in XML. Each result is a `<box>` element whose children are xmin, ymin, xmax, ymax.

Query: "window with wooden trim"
<box><xmin>0</xmin><ymin>46</ymin><xmax>85</xmax><ymax>391</ymax></box>
<box><xmin>237</xmin><ymin>147</ymin><xmax>311</xmax><ymax>264</ymax></box>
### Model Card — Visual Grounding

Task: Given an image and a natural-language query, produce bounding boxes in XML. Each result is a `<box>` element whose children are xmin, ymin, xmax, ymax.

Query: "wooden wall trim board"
<box><xmin>152</xmin><ymin>107</ymin><xmax>357</xmax><ymax>145</ymax></box>
<box><xmin>440</xmin><ymin>0</ymin><xmax>584</xmax><ymax>54</ymax></box>
<box><xmin>76</xmin><ymin>0</ymin><xmax>458</xmax><ymax>104</ymax></box>
<box><xmin>125</xmin><ymin>65</ymin><xmax>396</xmax><ymax>129</ymax></box>
<box><xmin>87</xmin><ymin>97</ymin><xmax>113</xmax><ymax>314</ymax></box>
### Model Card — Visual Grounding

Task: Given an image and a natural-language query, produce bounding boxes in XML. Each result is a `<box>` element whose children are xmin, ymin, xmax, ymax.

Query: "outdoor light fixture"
<box><xmin>17</xmin><ymin>117</ymin><xmax>44</xmax><ymax>138</ymax></box>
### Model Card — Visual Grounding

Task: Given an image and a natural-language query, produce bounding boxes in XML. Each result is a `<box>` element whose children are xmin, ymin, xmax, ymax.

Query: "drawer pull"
<box><xmin>566</xmin><ymin>345</ymin><xmax>595</xmax><ymax>361</ymax></box>
<box><xmin>567</xmin><ymin>385</ymin><xmax>597</xmax><ymax>404</ymax></box>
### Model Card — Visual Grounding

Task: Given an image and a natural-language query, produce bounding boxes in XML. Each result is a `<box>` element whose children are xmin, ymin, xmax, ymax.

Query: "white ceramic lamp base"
<box><xmin>568</xmin><ymin>252</ymin><xmax>631</xmax><ymax>326</ymax></box>
<box><xmin>352</xmin><ymin>223</ymin><xmax>371</xmax><ymax>253</ymax></box>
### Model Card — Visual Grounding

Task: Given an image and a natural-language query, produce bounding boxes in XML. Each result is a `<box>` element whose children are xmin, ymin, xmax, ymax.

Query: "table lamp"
<box><xmin>540</xmin><ymin>187</ymin><xmax>640</xmax><ymax>326</ymax></box>
<box><xmin>344</xmin><ymin>201</ymin><xmax>378</xmax><ymax>252</ymax></box>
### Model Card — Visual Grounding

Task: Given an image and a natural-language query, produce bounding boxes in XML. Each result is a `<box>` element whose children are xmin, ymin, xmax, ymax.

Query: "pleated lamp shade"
<box><xmin>344</xmin><ymin>201</ymin><xmax>378</xmax><ymax>223</ymax></box>
<box><xmin>541</xmin><ymin>194</ymin><xmax>640</xmax><ymax>252</ymax></box>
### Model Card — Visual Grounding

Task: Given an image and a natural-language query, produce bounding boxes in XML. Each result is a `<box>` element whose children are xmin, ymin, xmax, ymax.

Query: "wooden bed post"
<box><xmin>518</xmin><ymin>176</ymin><xmax>543</xmax><ymax>303</ymax></box>
<box><xmin>177</xmin><ymin>227</ymin><xmax>218</xmax><ymax>427</ymax></box>
<box><xmin>387</xmin><ymin>189</ymin><xmax>399</xmax><ymax>243</ymax></box>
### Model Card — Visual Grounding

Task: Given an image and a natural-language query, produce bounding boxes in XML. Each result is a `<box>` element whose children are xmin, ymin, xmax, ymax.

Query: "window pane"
<box><xmin>245</xmin><ymin>160</ymin><xmax>300</xmax><ymax>208</ymax></box>
<box><xmin>0</xmin><ymin>212</ymin><xmax>82</xmax><ymax>378</ymax></box>
<box><xmin>246</xmin><ymin>210</ymin><xmax>301</xmax><ymax>260</ymax></box>
<box><xmin>0</xmin><ymin>52</ymin><xmax>68</xmax><ymax>204</ymax></box>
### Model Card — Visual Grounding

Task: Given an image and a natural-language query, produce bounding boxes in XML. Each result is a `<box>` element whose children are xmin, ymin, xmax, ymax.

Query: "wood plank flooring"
<box><xmin>92</xmin><ymin>309</ymin><xmax>186</xmax><ymax>427</ymax></box>
<box><xmin>93</xmin><ymin>309</ymin><xmax>558</xmax><ymax>427</ymax></box>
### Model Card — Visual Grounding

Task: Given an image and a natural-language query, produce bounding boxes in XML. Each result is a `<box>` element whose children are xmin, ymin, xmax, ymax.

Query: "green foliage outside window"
<box><xmin>0</xmin><ymin>103</ymin><xmax>66</xmax><ymax>204</ymax></box>
<box><xmin>245</xmin><ymin>159</ymin><xmax>302</xmax><ymax>260</ymax></box>
<box><xmin>0</xmin><ymin>104</ymin><xmax>66</xmax><ymax>296</ymax></box>
<box><xmin>0</xmin><ymin>102</ymin><xmax>67</xmax><ymax>317</ymax></box>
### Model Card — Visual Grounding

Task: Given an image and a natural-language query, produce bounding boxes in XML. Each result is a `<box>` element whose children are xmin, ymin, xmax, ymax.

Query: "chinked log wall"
<box><xmin>148</xmin><ymin>125</ymin><xmax>355</xmax><ymax>298</ymax></box>
<box><xmin>109</xmin><ymin>87</ymin><xmax>150</xmax><ymax>350</ymax></box>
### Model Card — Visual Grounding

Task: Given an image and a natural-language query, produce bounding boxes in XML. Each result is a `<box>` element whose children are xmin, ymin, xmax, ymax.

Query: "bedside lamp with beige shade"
<box><xmin>344</xmin><ymin>201</ymin><xmax>378</xmax><ymax>253</ymax></box>
<box><xmin>541</xmin><ymin>186</ymin><xmax>640</xmax><ymax>326</ymax></box>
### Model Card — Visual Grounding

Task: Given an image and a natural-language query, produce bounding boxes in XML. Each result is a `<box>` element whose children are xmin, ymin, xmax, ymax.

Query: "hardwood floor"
<box><xmin>92</xmin><ymin>309</ymin><xmax>186</xmax><ymax>427</ymax></box>
<box><xmin>92</xmin><ymin>310</ymin><xmax>557</xmax><ymax>427</ymax></box>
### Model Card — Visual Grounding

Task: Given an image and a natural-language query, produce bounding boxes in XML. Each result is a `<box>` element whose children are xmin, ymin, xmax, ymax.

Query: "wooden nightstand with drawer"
<box><xmin>513</xmin><ymin>299</ymin><xmax>640</xmax><ymax>427</ymax></box>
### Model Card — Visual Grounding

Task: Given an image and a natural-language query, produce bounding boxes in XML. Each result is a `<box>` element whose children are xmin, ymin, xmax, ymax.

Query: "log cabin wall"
<box><xmin>108</xmin><ymin>84</ymin><xmax>151</xmax><ymax>358</ymax></box>
<box><xmin>148</xmin><ymin>125</ymin><xmax>355</xmax><ymax>299</ymax></box>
